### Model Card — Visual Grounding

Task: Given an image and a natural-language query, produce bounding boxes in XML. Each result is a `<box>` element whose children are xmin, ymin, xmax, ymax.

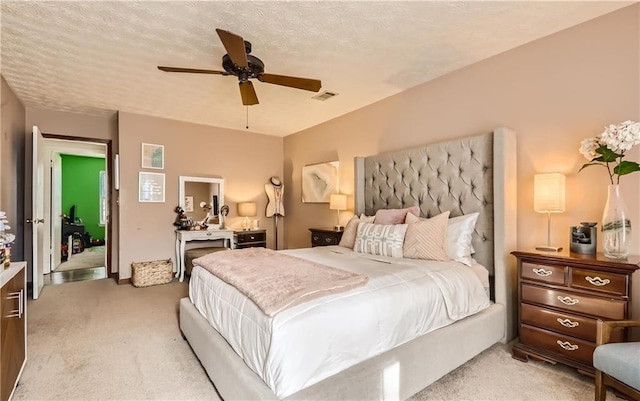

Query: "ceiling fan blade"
<box><xmin>158</xmin><ymin>66</ymin><xmax>226</xmax><ymax>75</ymax></box>
<box><xmin>216</xmin><ymin>29</ymin><xmax>248</xmax><ymax>68</ymax></box>
<box><xmin>257</xmin><ymin>73</ymin><xmax>321</xmax><ymax>92</ymax></box>
<box><xmin>239</xmin><ymin>81</ymin><xmax>259</xmax><ymax>105</ymax></box>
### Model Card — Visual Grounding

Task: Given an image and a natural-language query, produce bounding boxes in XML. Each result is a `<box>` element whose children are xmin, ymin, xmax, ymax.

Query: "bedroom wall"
<box><xmin>0</xmin><ymin>77</ymin><xmax>26</xmax><ymax>261</ymax></box>
<box><xmin>25</xmin><ymin>107</ymin><xmax>119</xmax><ymax>277</ymax></box>
<box><xmin>117</xmin><ymin>112</ymin><xmax>282</xmax><ymax>280</ymax></box>
<box><xmin>282</xmin><ymin>5</ymin><xmax>640</xmax><ymax>255</ymax></box>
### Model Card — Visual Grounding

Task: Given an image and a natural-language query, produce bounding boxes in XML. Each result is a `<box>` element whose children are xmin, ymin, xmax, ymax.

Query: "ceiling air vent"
<box><xmin>312</xmin><ymin>91</ymin><xmax>338</xmax><ymax>101</ymax></box>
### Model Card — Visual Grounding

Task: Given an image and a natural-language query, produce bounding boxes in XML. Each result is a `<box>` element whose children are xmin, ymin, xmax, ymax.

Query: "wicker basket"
<box><xmin>131</xmin><ymin>259</ymin><xmax>174</xmax><ymax>287</ymax></box>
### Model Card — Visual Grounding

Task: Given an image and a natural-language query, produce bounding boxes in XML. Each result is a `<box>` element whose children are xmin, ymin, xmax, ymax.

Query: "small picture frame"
<box><xmin>139</xmin><ymin>172</ymin><xmax>165</xmax><ymax>203</ymax></box>
<box><xmin>184</xmin><ymin>196</ymin><xmax>194</xmax><ymax>212</ymax></box>
<box><xmin>141</xmin><ymin>143</ymin><xmax>164</xmax><ymax>169</ymax></box>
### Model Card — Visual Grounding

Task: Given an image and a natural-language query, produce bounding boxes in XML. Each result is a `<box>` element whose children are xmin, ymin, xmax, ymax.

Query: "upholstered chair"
<box><xmin>594</xmin><ymin>320</ymin><xmax>640</xmax><ymax>401</ymax></box>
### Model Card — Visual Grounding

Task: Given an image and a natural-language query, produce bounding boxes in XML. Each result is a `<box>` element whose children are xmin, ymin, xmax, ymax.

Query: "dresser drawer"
<box><xmin>521</xmin><ymin>303</ymin><xmax>597</xmax><ymax>342</ymax></box>
<box><xmin>521</xmin><ymin>284</ymin><xmax>625</xmax><ymax>320</ymax></box>
<box><xmin>570</xmin><ymin>268</ymin><xmax>627</xmax><ymax>296</ymax></box>
<box><xmin>312</xmin><ymin>233</ymin><xmax>340</xmax><ymax>246</ymax></box>
<box><xmin>521</xmin><ymin>262</ymin><xmax>566</xmax><ymax>285</ymax></box>
<box><xmin>236</xmin><ymin>232</ymin><xmax>266</xmax><ymax>243</ymax></box>
<box><xmin>520</xmin><ymin>325</ymin><xmax>595</xmax><ymax>366</ymax></box>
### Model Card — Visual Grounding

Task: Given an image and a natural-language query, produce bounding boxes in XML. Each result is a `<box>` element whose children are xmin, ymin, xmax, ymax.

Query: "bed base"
<box><xmin>180</xmin><ymin>297</ymin><xmax>505</xmax><ymax>400</ymax></box>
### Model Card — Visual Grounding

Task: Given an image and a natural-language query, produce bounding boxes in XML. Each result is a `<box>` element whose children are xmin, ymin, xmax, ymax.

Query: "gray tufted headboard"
<box><xmin>354</xmin><ymin>127</ymin><xmax>518</xmax><ymax>343</ymax></box>
<box><xmin>354</xmin><ymin>132</ymin><xmax>494</xmax><ymax>272</ymax></box>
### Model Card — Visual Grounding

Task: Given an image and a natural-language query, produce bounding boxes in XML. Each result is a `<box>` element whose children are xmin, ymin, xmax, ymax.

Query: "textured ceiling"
<box><xmin>0</xmin><ymin>1</ymin><xmax>633</xmax><ymax>137</ymax></box>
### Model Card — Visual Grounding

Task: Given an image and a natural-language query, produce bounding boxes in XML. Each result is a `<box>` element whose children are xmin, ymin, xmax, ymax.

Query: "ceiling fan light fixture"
<box><xmin>312</xmin><ymin>91</ymin><xmax>338</xmax><ymax>101</ymax></box>
<box><xmin>158</xmin><ymin>28</ymin><xmax>322</xmax><ymax>106</ymax></box>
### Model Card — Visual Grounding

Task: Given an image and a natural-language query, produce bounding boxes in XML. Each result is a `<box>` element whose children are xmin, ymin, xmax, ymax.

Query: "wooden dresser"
<box><xmin>511</xmin><ymin>250</ymin><xmax>639</xmax><ymax>374</ymax></box>
<box><xmin>309</xmin><ymin>228</ymin><xmax>344</xmax><ymax>247</ymax></box>
<box><xmin>1</xmin><ymin>262</ymin><xmax>27</xmax><ymax>401</ymax></box>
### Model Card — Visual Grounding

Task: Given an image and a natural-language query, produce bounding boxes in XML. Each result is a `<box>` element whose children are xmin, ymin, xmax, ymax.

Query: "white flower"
<box><xmin>579</xmin><ymin>137</ymin><xmax>600</xmax><ymax>160</ymax></box>
<box><xmin>600</xmin><ymin>120</ymin><xmax>640</xmax><ymax>152</ymax></box>
<box><xmin>579</xmin><ymin>120</ymin><xmax>640</xmax><ymax>184</ymax></box>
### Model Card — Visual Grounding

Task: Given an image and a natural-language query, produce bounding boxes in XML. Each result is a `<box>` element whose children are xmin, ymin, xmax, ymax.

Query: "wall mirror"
<box><xmin>179</xmin><ymin>176</ymin><xmax>224</xmax><ymax>225</ymax></box>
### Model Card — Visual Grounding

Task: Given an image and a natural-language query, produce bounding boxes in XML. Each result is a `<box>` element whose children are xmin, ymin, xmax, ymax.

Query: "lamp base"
<box><xmin>535</xmin><ymin>245</ymin><xmax>563</xmax><ymax>252</ymax></box>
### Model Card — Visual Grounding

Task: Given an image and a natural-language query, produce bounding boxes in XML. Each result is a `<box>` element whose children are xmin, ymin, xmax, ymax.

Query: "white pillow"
<box><xmin>353</xmin><ymin>222</ymin><xmax>408</xmax><ymax>258</ymax></box>
<box><xmin>447</xmin><ymin>212</ymin><xmax>479</xmax><ymax>266</ymax></box>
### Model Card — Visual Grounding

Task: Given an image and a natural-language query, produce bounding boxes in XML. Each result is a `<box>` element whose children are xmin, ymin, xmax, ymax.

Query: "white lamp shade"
<box><xmin>329</xmin><ymin>194</ymin><xmax>347</xmax><ymax>211</ymax></box>
<box><xmin>534</xmin><ymin>173</ymin><xmax>566</xmax><ymax>213</ymax></box>
<box><xmin>238</xmin><ymin>202</ymin><xmax>257</xmax><ymax>217</ymax></box>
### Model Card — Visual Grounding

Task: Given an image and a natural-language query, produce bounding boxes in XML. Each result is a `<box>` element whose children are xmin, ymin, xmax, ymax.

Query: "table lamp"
<box><xmin>329</xmin><ymin>194</ymin><xmax>347</xmax><ymax>230</ymax></box>
<box><xmin>534</xmin><ymin>173</ymin><xmax>565</xmax><ymax>252</ymax></box>
<box><xmin>238</xmin><ymin>202</ymin><xmax>257</xmax><ymax>231</ymax></box>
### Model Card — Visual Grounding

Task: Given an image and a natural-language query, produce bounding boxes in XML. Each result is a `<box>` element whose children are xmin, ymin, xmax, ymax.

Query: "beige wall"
<box><xmin>0</xmin><ymin>77</ymin><xmax>26</xmax><ymax>260</ymax></box>
<box><xmin>117</xmin><ymin>112</ymin><xmax>282</xmax><ymax>279</ymax></box>
<box><xmin>283</xmin><ymin>5</ymin><xmax>640</xmax><ymax>253</ymax></box>
<box><xmin>25</xmin><ymin>107</ymin><xmax>119</xmax><ymax>276</ymax></box>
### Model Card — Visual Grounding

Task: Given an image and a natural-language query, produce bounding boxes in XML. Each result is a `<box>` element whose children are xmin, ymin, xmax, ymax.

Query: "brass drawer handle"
<box><xmin>313</xmin><ymin>236</ymin><xmax>319</xmax><ymax>241</ymax></box>
<box><xmin>325</xmin><ymin>237</ymin><xmax>332</xmax><ymax>243</ymax></box>
<box><xmin>585</xmin><ymin>276</ymin><xmax>610</xmax><ymax>287</ymax></box>
<box><xmin>556</xmin><ymin>318</ymin><xmax>579</xmax><ymax>328</ymax></box>
<box><xmin>557</xmin><ymin>296</ymin><xmax>579</xmax><ymax>306</ymax></box>
<box><xmin>532</xmin><ymin>268</ymin><xmax>552</xmax><ymax>277</ymax></box>
<box><xmin>556</xmin><ymin>340</ymin><xmax>579</xmax><ymax>351</ymax></box>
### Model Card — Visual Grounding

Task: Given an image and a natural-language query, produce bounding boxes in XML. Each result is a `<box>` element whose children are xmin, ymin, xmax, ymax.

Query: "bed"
<box><xmin>179</xmin><ymin>127</ymin><xmax>518</xmax><ymax>400</ymax></box>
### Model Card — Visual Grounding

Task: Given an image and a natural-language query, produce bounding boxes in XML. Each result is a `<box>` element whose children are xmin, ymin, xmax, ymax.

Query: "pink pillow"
<box><xmin>374</xmin><ymin>206</ymin><xmax>420</xmax><ymax>225</ymax></box>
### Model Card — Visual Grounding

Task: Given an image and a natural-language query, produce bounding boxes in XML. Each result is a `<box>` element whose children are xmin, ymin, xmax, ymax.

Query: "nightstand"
<box><xmin>511</xmin><ymin>250</ymin><xmax>640</xmax><ymax>374</ymax></box>
<box><xmin>234</xmin><ymin>229</ymin><xmax>266</xmax><ymax>249</ymax></box>
<box><xmin>309</xmin><ymin>227</ymin><xmax>344</xmax><ymax>247</ymax></box>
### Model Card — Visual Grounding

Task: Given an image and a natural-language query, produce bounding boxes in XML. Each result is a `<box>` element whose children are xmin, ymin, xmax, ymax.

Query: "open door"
<box><xmin>31</xmin><ymin>126</ymin><xmax>46</xmax><ymax>299</ymax></box>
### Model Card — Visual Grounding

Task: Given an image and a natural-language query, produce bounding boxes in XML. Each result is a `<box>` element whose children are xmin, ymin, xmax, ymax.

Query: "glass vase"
<box><xmin>602</xmin><ymin>184</ymin><xmax>631</xmax><ymax>259</ymax></box>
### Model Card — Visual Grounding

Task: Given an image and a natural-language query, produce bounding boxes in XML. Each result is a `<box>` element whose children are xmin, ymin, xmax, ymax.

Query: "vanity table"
<box><xmin>175</xmin><ymin>229</ymin><xmax>235</xmax><ymax>282</ymax></box>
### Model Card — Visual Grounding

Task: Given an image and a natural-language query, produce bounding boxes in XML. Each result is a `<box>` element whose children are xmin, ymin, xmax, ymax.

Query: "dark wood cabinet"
<box><xmin>234</xmin><ymin>230</ymin><xmax>266</xmax><ymax>249</ymax></box>
<box><xmin>1</xmin><ymin>262</ymin><xmax>26</xmax><ymax>401</ymax></box>
<box><xmin>309</xmin><ymin>228</ymin><xmax>344</xmax><ymax>247</ymax></box>
<box><xmin>511</xmin><ymin>250</ymin><xmax>639</xmax><ymax>374</ymax></box>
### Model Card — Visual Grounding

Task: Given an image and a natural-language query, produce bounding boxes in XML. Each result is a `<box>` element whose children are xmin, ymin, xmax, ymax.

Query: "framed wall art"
<box><xmin>302</xmin><ymin>161</ymin><xmax>339</xmax><ymax>203</ymax></box>
<box><xmin>138</xmin><ymin>172</ymin><xmax>165</xmax><ymax>203</ymax></box>
<box><xmin>141</xmin><ymin>143</ymin><xmax>164</xmax><ymax>169</ymax></box>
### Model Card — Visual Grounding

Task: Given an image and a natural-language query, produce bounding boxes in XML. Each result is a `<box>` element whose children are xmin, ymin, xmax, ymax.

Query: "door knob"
<box><xmin>26</xmin><ymin>218</ymin><xmax>45</xmax><ymax>224</ymax></box>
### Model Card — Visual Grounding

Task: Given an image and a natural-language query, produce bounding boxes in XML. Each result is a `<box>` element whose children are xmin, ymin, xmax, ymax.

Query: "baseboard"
<box><xmin>118</xmin><ymin>277</ymin><xmax>131</xmax><ymax>285</ymax></box>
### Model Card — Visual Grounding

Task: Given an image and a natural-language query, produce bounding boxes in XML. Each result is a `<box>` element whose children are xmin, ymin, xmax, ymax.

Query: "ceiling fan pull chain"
<box><xmin>246</xmin><ymin>106</ymin><xmax>249</xmax><ymax>130</ymax></box>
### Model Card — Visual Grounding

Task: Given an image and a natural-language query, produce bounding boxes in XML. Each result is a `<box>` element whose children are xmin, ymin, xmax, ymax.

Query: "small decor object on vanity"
<box><xmin>579</xmin><ymin>120</ymin><xmax>640</xmax><ymax>259</ymax></box>
<box><xmin>570</xmin><ymin>222</ymin><xmax>597</xmax><ymax>254</ymax></box>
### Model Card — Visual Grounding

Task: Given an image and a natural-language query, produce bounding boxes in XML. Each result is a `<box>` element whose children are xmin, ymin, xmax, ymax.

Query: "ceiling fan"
<box><xmin>158</xmin><ymin>29</ymin><xmax>322</xmax><ymax>106</ymax></box>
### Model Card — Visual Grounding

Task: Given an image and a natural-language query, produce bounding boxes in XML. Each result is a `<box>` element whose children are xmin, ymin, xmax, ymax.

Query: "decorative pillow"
<box><xmin>339</xmin><ymin>215</ymin><xmax>376</xmax><ymax>248</ymax></box>
<box><xmin>353</xmin><ymin>222</ymin><xmax>408</xmax><ymax>258</ymax></box>
<box><xmin>447</xmin><ymin>212</ymin><xmax>480</xmax><ymax>266</ymax></box>
<box><xmin>403</xmin><ymin>211</ymin><xmax>451</xmax><ymax>261</ymax></box>
<box><xmin>374</xmin><ymin>206</ymin><xmax>420</xmax><ymax>225</ymax></box>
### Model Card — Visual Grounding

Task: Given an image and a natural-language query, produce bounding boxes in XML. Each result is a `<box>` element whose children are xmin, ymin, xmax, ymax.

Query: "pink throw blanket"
<box><xmin>193</xmin><ymin>248</ymin><xmax>369</xmax><ymax>317</ymax></box>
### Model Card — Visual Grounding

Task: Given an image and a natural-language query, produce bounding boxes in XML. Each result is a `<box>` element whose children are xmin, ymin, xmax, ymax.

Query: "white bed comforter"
<box><xmin>189</xmin><ymin>246</ymin><xmax>490</xmax><ymax>398</ymax></box>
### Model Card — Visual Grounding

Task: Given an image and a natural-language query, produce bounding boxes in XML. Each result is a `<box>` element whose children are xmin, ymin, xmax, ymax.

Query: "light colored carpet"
<box><xmin>55</xmin><ymin>245</ymin><xmax>105</xmax><ymax>272</ymax></box>
<box><xmin>14</xmin><ymin>278</ymin><xmax>624</xmax><ymax>401</ymax></box>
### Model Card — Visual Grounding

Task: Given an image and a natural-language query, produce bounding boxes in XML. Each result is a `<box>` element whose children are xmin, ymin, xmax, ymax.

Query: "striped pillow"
<box><xmin>403</xmin><ymin>211</ymin><xmax>451</xmax><ymax>261</ymax></box>
<box><xmin>353</xmin><ymin>222</ymin><xmax>408</xmax><ymax>258</ymax></box>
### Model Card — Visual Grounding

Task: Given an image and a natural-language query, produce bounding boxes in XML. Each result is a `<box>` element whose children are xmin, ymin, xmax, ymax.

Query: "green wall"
<box><xmin>61</xmin><ymin>154</ymin><xmax>105</xmax><ymax>241</ymax></box>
